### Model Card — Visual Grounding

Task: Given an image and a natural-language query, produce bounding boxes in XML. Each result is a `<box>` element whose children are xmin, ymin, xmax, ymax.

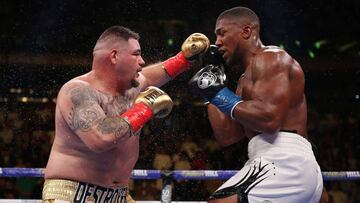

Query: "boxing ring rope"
<box><xmin>2</xmin><ymin>167</ymin><xmax>360</xmax><ymax>180</ymax></box>
<box><xmin>1</xmin><ymin>168</ymin><xmax>360</xmax><ymax>203</ymax></box>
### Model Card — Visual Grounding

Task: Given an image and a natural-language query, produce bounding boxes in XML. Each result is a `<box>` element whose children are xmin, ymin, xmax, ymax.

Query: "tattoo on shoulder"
<box><xmin>67</xmin><ymin>85</ymin><xmax>104</xmax><ymax>132</ymax></box>
<box><xmin>97</xmin><ymin>117</ymin><xmax>130</xmax><ymax>138</ymax></box>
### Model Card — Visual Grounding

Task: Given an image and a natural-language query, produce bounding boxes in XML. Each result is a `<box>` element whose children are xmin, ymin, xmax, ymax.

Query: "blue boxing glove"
<box><xmin>188</xmin><ymin>63</ymin><xmax>242</xmax><ymax>119</ymax></box>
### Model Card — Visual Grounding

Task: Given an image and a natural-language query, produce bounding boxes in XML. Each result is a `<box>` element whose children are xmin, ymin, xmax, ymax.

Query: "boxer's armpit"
<box><xmin>97</xmin><ymin>117</ymin><xmax>130</xmax><ymax>138</ymax></box>
<box><xmin>67</xmin><ymin>85</ymin><xmax>105</xmax><ymax>132</ymax></box>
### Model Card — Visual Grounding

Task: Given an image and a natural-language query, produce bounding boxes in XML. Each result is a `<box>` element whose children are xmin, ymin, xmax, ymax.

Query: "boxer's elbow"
<box><xmin>87</xmin><ymin>141</ymin><xmax>110</xmax><ymax>153</ymax></box>
<box><xmin>213</xmin><ymin>127</ymin><xmax>245</xmax><ymax>148</ymax></box>
<box><xmin>86</xmin><ymin>133</ymin><xmax>116</xmax><ymax>153</ymax></box>
<box><xmin>215</xmin><ymin>135</ymin><xmax>243</xmax><ymax>148</ymax></box>
<box><xmin>262</xmin><ymin>119</ymin><xmax>281</xmax><ymax>134</ymax></box>
<box><xmin>263</xmin><ymin>124</ymin><xmax>279</xmax><ymax>134</ymax></box>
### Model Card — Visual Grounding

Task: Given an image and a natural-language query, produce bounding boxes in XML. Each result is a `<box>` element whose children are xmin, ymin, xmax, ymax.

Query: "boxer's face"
<box><xmin>215</xmin><ymin>18</ymin><xmax>243</xmax><ymax>67</ymax></box>
<box><xmin>114</xmin><ymin>38</ymin><xmax>145</xmax><ymax>88</ymax></box>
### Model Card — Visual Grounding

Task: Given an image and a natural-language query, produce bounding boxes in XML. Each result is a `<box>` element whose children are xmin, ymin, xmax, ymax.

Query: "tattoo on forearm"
<box><xmin>68</xmin><ymin>86</ymin><xmax>103</xmax><ymax>131</ymax></box>
<box><xmin>97</xmin><ymin>117</ymin><xmax>130</xmax><ymax>138</ymax></box>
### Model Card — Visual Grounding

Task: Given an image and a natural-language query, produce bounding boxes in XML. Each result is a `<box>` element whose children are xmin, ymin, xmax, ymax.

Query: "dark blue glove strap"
<box><xmin>210</xmin><ymin>87</ymin><xmax>242</xmax><ymax>117</ymax></box>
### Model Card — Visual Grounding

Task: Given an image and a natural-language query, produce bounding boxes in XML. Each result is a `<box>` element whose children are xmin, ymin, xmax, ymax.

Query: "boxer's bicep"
<box><xmin>251</xmin><ymin>64</ymin><xmax>291</xmax><ymax>126</ymax></box>
<box><xmin>63</xmin><ymin>84</ymin><xmax>104</xmax><ymax>132</ymax></box>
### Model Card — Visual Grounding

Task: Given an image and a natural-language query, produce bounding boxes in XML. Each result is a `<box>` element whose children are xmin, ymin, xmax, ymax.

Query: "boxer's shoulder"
<box><xmin>60</xmin><ymin>78</ymin><xmax>93</xmax><ymax>95</ymax></box>
<box><xmin>253</xmin><ymin>47</ymin><xmax>293</xmax><ymax>76</ymax></box>
<box><xmin>56</xmin><ymin>79</ymin><xmax>100</xmax><ymax>109</ymax></box>
<box><xmin>258</xmin><ymin>46</ymin><xmax>290</xmax><ymax>62</ymax></box>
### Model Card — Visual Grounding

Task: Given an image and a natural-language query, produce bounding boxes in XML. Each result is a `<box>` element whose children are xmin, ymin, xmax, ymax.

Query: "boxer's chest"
<box><xmin>97</xmin><ymin>91</ymin><xmax>135</xmax><ymax>117</ymax></box>
<box><xmin>237</xmin><ymin>69</ymin><xmax>254</xmax><ymax>100</ymax></box>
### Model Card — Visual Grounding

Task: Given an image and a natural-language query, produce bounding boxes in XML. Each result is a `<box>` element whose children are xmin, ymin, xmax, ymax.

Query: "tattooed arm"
<box><xmin>57</xmin><ymin>81</ymin><xmax>131</xmax><ymax>153</ymax></box>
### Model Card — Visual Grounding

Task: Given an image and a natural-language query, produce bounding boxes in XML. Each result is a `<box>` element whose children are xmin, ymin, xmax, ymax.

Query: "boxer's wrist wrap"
<box><xmin>162</xmin><ymin>52</ymin><xmax>191</xmax><ymax>78</ymax></box>
<box><xmin>210</xmin><ymin>87</ymin><xmax>242</xmax><ymax>119</ymax></box>
<box><xmin>121</xmin><ymin>102</ymin><xmax>154</xmax><ymax>133</ymax></box>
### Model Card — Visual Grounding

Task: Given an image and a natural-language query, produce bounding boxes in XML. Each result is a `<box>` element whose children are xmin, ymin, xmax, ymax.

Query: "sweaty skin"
<box><xmin>44</xmin><ymin>30</ymin><xmax>208</xmax><ymax>189</ymax></box>
<box><xmin>45</xmin><ymin>74</ymin><xmax>141</xmax><ymax>188</ymax></box>
<box><xmin>234</xmin><ymin>46</ymin><xmax>307</xmax><ymax>139</ymax></box>
<box><xmin>208</xmin><ymin>18</ymin><xmax>307</xmax><ymax>147</ymax></box>
<box><xmin>44</xmin><ymin>37</ymin><xmax>172</xmax><ymax>188</ymax></box>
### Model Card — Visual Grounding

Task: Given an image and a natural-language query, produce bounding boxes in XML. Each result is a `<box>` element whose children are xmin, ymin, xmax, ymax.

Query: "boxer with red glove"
<box><xmin>43</xmin><ymin>26</ymin><xmax>209</xmax><ymax>203</ymax></box>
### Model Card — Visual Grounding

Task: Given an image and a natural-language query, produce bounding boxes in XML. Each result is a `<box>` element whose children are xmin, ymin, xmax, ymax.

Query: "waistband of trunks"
<box><xmin>248</xmin><ymin>131</ymin><xmax>314</xmax><ymax>159</ymax></box>
<box><xmin>42</xmin><ymin>179</ymin><xmax>128</xmax><ymax>203</ymax></box>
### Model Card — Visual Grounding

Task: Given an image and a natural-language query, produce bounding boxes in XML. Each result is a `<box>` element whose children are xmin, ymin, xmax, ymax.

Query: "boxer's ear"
<box><xmin>241</xmin><ymin>25</ymin><xmax>252</xmax><ymax>39</ymax></box>
<box><xmin>109</xmin><ymin>49</ymin><xmax>117</xmax><ymax>64</ymax></box>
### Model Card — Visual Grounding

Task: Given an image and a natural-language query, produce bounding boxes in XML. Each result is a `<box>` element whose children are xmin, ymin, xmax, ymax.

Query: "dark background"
<box><xmin>0</xmin><ymin>0</ymin><xmax>360</xmax><ymax>201</ymax></box>
<box><xmin>1</xmin><ymin>0</ymin><xmax>359</xmax><ymax>55</ymax></box>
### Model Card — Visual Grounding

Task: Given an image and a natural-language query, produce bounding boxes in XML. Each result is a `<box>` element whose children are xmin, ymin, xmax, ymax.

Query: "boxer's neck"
<box><xmin>89</xmin><ymin>70</ymin><xmax>125</xmax><ymax>96</ymax></box>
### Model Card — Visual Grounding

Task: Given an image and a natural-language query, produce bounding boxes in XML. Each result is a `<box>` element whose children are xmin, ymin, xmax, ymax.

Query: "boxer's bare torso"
<box><xmin>237</xmin><ymin>46</ymin><xmax>307</xmax><ymax>139</ymax></box>
<box><xmin>208</xmin><ymin>46</ymin><xmax>307</xmax><ymax>146</ymax></box>
<box><xmin>45</xmin><ymin>73</ymin><xmax>140</xmax><ymax>188</ymax></box>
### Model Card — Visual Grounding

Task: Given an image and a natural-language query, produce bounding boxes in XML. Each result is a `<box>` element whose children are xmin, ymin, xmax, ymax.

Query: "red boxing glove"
<box><xmin>120</xmin><ymin>87</ymin><xmax>173</xmax><ymax>132</ymax></box>
<box><xmin>121</xmin><ymin>102</ymin><xmax>153</xmax><ymax>132</ymax></box>
<box><xmin>162</xmin><ymin>33</ymin><xmax>209</xmax><ymax>78</ymax></box>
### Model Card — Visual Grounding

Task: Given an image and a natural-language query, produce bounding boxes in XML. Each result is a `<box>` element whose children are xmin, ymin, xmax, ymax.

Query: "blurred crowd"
<box><xmin>0</xmin><ymin>84</ymin><xmax>359</xmax><ymax>203</ymax></box>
